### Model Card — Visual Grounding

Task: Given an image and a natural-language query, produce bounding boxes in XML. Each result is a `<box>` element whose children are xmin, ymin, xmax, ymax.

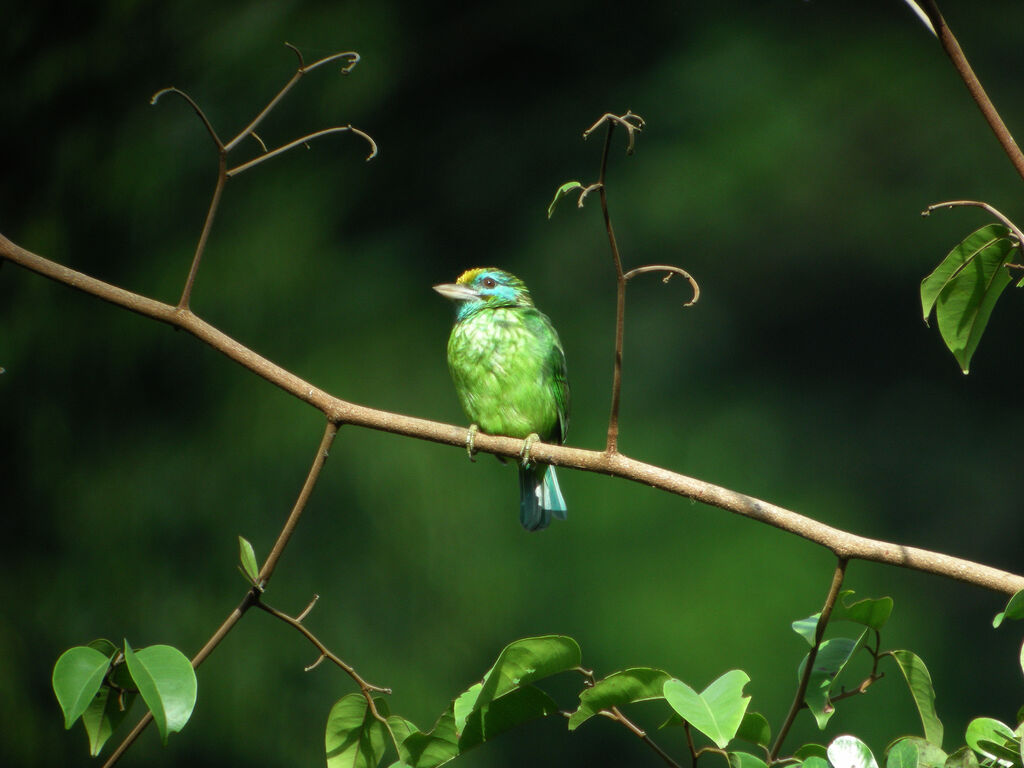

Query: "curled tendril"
<box><xmin>286</xmin><ymin>42</ymin><xmax>361</xmax><ymax>75</ymax></box>
<box><xmin>150</xmin><ymin>87</ymin><xmax>225</xmax><ymax>150</ymax></box>
<box><xmin>923</xmin><ymin>199</ymin><xmax>1024</xmax><ymax>249</ymax></box>
<box><xmin>227</xmin><ymin>125</ymin><xmax>378</xmax><ymax>177</ymax></box>
<box><xmin>583</xmin><ymin>110</ymin><xmax>646</xmax><ymax>154</ymax></box>
<box><xmin>623</xmin><ymin>264</ymin><xmax>700</xmax><ymax>306</ymax></box>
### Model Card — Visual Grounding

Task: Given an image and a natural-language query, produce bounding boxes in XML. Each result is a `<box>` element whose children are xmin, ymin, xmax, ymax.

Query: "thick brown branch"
<box><xmin>3</xmin><ymin>233</ymin><xmax>1024</xmax><ymax>596</ymax></box>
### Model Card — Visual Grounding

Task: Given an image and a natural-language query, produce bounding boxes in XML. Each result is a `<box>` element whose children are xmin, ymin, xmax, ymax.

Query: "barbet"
<box><xmin>434</xmin><ymin>268</ymin><xmax>569</xmax><ymax>531</ymax></box>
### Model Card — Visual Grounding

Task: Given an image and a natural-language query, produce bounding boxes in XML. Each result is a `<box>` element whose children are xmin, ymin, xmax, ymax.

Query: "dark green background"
<box><xmin>3</xmin><ymin>1</ymin><xmax>1024</xmax><ymax>765</ymax></box>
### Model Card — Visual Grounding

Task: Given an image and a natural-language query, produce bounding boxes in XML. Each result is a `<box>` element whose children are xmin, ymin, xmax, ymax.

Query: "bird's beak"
<box><xmin>433</xmin><ymin>283</ymin><xmax>479</xmax><ymax>301</ymax></box>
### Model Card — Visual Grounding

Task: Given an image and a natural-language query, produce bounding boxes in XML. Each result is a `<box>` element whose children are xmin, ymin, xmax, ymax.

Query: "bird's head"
<box><xmin>433</xmin><ymin>268</ymin><xmax>534</xmax><ymax>320</ymax></box>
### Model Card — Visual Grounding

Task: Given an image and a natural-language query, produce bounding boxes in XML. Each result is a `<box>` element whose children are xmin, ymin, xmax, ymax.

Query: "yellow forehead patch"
<box><xmin>456</xmin><ymin>267</ymin><xmax>496</xmax><ymax>285</ymax></box>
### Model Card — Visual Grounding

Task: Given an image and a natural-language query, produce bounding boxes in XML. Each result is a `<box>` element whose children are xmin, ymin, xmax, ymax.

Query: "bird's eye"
<box><xmin>482</xmin><ymin>277</ymin><xmax>497</xmax><ymax>288</ymax></box>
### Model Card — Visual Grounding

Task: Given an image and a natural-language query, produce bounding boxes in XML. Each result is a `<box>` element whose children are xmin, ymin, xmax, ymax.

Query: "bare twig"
<box><xmin>918</xmin><ymin>0</ymin><xmax>1024</xmax><ymax>182</ymax></box>
<box><xmin>923</xmin><ymin>199</ymin><xmax>1024</xmax><ymax>248</ymax></box>
<box><xmin>227</xmin><ymin>125</ymin><xmax>377</xmax><ymax>176</ymax></box>
<box><xmin>770</xmin><ymin>558</ymin><xmax>848</xmax><ymax>759</ymax></box>
<box><xmin>3</xmin><ymin>234</ymin><xmax>1024</xmax><ymax>598</ymax></box>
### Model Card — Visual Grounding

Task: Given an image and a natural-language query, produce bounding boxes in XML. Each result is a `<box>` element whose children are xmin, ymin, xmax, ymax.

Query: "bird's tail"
<box><xmin>518</xmin><ymin>464</ymin><xmax>567</xmax><ymax>531</ymax></box>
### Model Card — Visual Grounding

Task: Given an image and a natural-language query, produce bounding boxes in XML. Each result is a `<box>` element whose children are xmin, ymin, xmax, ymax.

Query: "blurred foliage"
<box><xmin>3</xmin><ymin>1</ymin><xmax>1024</xmax><ymax>766</ymax></box>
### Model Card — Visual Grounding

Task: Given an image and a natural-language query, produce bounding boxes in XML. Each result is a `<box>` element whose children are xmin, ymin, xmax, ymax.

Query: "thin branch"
<box><xmin>3</xmin><ymin>234</ymin><xmax>1024</xmax><ymax>595</ymax></box>
<box><xmin>919</xmin><ymin>0</ymin><xmax>1024</xmax><ymax>182</ymax></box>
<box><xmin>254</xmin><ymin>599</ymin><xmax>391</xmax><ymax>695</ymax></box>
<box><xmin>624</xmin><ymin>265</ymin><xmax>701</xmax><ymax>307</ymax></box>
<box><xmin>770</xmin><ymin>558</ymin><xmax>848</xmax><ymax>759</ymax></box>
<box><xmin>605</xmin><ymin>706</ymin><xmax>682</xmax><ymax>768</ymax></box>
<box><xmin>179</xmin><ymin>152</ymin><xmax>226</xmax><ymax>309</ymax></box>
<box><xmin>923</xmin><ymin>199</ymin><xmax>1024</xmax><ymax>247</ymax></box>
<box><xmin>259</xmin><ymin>420</ymin><xmax>338</xmax><ymax>585</ymax></box>
<box><xmin>227</xmin><ymin>125</ymin><xmax>377</xmax><ymax>177</ymax></box>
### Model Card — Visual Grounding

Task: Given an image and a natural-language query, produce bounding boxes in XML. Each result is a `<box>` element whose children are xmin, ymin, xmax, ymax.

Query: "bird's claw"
<box><xmin>520</xmin><ymin>433</ymin><xmax>540</xmax><ymax>468</ymax></box>
<box><xmin>466</xmin><ymin>424</ymin><xmax>479</xmax><ymax>462</ymax></box>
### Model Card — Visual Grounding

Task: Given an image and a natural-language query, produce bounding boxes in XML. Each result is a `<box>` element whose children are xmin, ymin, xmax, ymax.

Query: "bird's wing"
<box><xmin>549</xmin><ymin>331</ymin><xmax>570</xmax><ymax>444</ymax></box>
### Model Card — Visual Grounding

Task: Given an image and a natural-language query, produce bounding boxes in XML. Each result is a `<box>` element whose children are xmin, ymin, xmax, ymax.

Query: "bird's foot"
<box><xmin>520</xmin><ymin>432</ymin><xmax>541</xmax><ymax>468</ymax></box>
<box><xmin>466</xmin><ymin>424</ymin><xmax>479</xmax><ymax>462</ymax></box>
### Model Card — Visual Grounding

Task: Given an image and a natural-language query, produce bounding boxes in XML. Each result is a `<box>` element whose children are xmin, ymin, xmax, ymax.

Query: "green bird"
<box><xmin>434</xmin><ymin>267</ymin><xmax>569</xmax><ymax>531</ymax></box>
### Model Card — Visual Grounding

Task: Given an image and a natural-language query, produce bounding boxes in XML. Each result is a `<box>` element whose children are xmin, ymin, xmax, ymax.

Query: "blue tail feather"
<box><xmin>518</xmin><ymin>464</ymin><xmax>567</xmax><ymax>531</ymax></box>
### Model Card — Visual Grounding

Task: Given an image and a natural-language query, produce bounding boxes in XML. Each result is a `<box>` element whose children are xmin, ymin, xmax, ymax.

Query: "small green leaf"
<box><xmin>325</xmin><ymin>693</ymin><xmax>390</xmax><ymax>768</ymax></box>
<box><xmin>965</xmin><ymin>718</ymin><xmax>1016</xmax><ymax>764</ymax></box>
<box><xmin>569</xmin><ymin>667</ymin><xmax>671</xmax><ymax>731</ymax></box>
<box><xmin>87</xmin><ymin>639</ymin><xmax>120</xmax><ymax>659</ymax></box>
<box><xmin>81</xmin><ymin>687</ymin><xmax>137</xmax><ymax>757</ymax></box>
<box><xmin>945</xmin><ymin>746</ymin><xmax>981</xmax><ymax>768</ymax></box>
<box><xmin>890</xmin><ymin>650</ymin><xmax>943</xmax><ymax>747</ymax></box>
<box><xmin>794</xmin><ymin>592</ymin><xmax>893</xmax><ymax>643</ymax></box>
<box><xmin>547</xmin><ymin>181</ymin><xmax>584</xmax><ymax>218</ymax></box>
<box><xmin>993</xmin><ymin>590</ymin><xmax>1024</xmax><ymax>628</ymax></box>
<box><xmin>663</xmin><ymin>670</ymin><xmax>751</xmax><ymax>749</ymax></box>
<box><xmin>829</xmin><ymin>735</ymin><xmax>880</xmax><ymax>768</ymax></box>
<box><xmin>238</xmin><ymin>536</ymin><xmax>260</xmax><ymax>585</ymax></box>
<box><xmin>736</xmin><ymin>711</ymin><xmax>771</xmax><ymax>748</ymax></box>
<box><xmin>792</xmin><ymin>615</ymin><xmax>820</xmax><ymax>646</ymax></box>
<box><xmin>888</xmin><ymin>736</ymin><xmax>947</xmax><ymax>768</ymax></box>
<box><xmin>798</xmin><ymin>632</ymin><xmax>866</xmax><ymax>729</ymax></box>
<box><xmin>52</xmin><ymin>646</ymin><xmax>113</xmax><ymax>729</ymax></box>
<box><xmin>920</xmin><ymin>223</ymin><xmax>1016</xmax><ymax>374</ymax></box>
<box><xmin>400</xmin><ymin>708</ymin><xmax>459</xmax><ymax>768</ymax></box>
<box><xmin>730</xmin><ymin>751</ymin><xmax>770</xmax><ymax>768</ymax></box>
<box><xmin>802</xmin><ymin>756</ymin><xmax>831</xmax><ymax>768</ymax></box>
<box><xmin>458</xmin><ymin>685</ymin><xmax>558</xmax><ymax>750</ymax></box>
<box><xmin>387</xmin><ymin>715</ymin><xmax>419</xmax><ymax>746</ymax></box>
<box><xmin>123</xmin><ymin>641</ymin><xmax>197</xmax><ymax>745</ymax></box>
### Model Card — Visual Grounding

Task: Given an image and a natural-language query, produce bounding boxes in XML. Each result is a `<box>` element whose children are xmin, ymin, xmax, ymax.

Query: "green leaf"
<box><xmin>238</xmin><ymin>535</ymin><xmax>260</xmax><ymax>585</ymax></box>
<box><xmin>325</xmin><ymin>693</ymin><xmax>390</xmax><ymax>768</ymax></box>
<box><xmin>887</xmin><ymin>737</ymin><xmax>948</xmax><ymax>768</ymax></box>
<box><xmin>81</xmin><ymin>687</ymin><xmax>137</xmax><ymax>757</ymax></box>
<box><xmin>456</xmin><ymin>635</ymin><xmax>579</xmax><ymax>733</ymax></box>
<box><xmin>920</xmin><ymin>223</ymin><xmax>1016</xmax><ymax>373</ymax></box>
<box><xmin>569</xmin><ymin>667</ymin><xmax>671</xmax><ymax>731</ymax></box>
<box><xmin>123</xmin><ymin>641</ymin><xmax>197</xmax><ymax>745</ymax></box>
<box><xmin>993</xmin><ymin>590</ymin><xmax>1024</xmax><ymax>628</ymax></box>
<box><xmin>798</xmin><ymin>632</ymin><xmax>867</xmax><ymax>729</ymax></box>
<box><xmin>400</xmin><ymin>708</ymin><xmax>459</xmax><ymax>768</ymax></box>
<box><xmin>736</xmin><ymin>711</ymin><xmax>772</xmax><ymax>748</ymax></box>
<box><xmin>890</xmin><ymin>650</ymin><xmax>943</xmax><ymax>747</ymax></box>
<box><xmin>828</xmin><ymin>735</ymin><xmax>880</xmax><ymax>768</ymax></box>
<box><xmin>945</xmin><ymin>746</ymin><xmax>981</xmax><ymax>768</ymax></box>
<box><xmin>796</xmin><ymin>744</ymin><xmax>829</xmax><ymax>761</ymax></box>
<box><xmin>793</xmin><ymin>615</ymin><xmax>820</xmax><ymax>646</ymax></box>
<box><xmin>52</xmin><ymin>646</ymin><xmax>113</xmax><ymax>729</ymax></box>
<box><xmin>730</xmin><ymin>751</ymin><xmax>770</xmax><ymax>768</ymax></box>
<box><xmin>459</xmin><ymin>685</ymin><xmax>558</xmax><ymax>750</ymax></box>
<box><xmin>663</xmin><ymin>669</ymin><xmax>751</xmax><ymax>749</ymax></box>
<box><xmin>965</xmin><ymin>718</ymin><xmax>1016</xmax><ymax>765</ymax></box>
<box><xmin>547</xmin><ymin>181</ymin><xmax>584</xmax><ymax>218</ymax></box>
<box><xmin>803</xmin><ymin>756</ymin><xmax>831</xmax><ymax>768</ymax></box>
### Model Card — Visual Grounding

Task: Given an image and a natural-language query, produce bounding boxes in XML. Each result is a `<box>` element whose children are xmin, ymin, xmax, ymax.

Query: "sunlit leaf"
<box><xmin>123</xmin><ymin>641</ymin><xmax>197</xmax><ymax>745</ymax></box>
<box><xmin>965</xmin><ymin>718</ymin><xmax>1017</xmax><ymax>765</ymax></box>
<box><xmin>663</xmin><ymin>669</ymin><xmax>751</xmax><ymax>749</ymax></box>
<box><xmin>736</xmin><ymin>711</ymin><xmax>771</xmax><ymax>748</ymax></box>
<box><xmin>945</xmin><ymin>746</ymin><xmax>981</xmax><ymax>768</ymax></box>
<box><xmin>52</xmin><ymin>646</ymin><xmax>113</xmax><ymax>729</ymax></box>
<box><xmin>400</xmin><ymin>708</ymin><xmax>458</xmax><ymax>768</ymax></box>
<box><xmin>890</xmin><ymin>650</ymin><xmax>943</xmax><ymax>747</ymax></box>
<box><xmin>887</xmin><ymin>736</ymin><xmax>947</xmax><ymax>768</ymax></box>
<box><xmin>569</xmin><ymin>667</ymin><xmax>670</xmax><ymax>731</ymax></box>
<box><xmin>458</xmin><ymin>685</ymin><xmax>558</xmax><ymax>750</ymax></box>
<box><xmin>325</xmin><ymin>693</ymin><xmax>389</xmax><ymax>768</ymax></box>
<box><xmin>730</xmin><ymin>751</ymin><xmax>770</xmax><ymax>768</ymax></box>
<box><xmin>828</xmin><ymin>734</ymin><xmax>880</xmax><ymax>768</ymax></box>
